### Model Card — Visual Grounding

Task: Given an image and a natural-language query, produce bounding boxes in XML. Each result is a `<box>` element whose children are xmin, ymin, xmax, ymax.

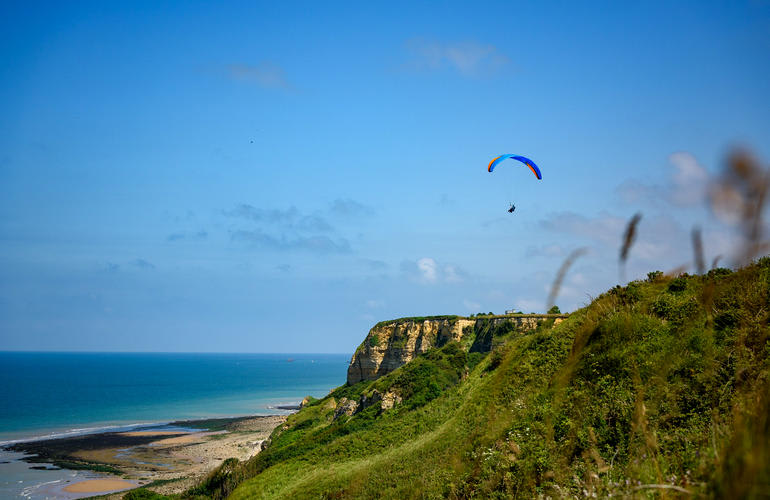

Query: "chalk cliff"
<box><xmin>346</xmin><ymin>314</ymin><xmax>566</xmax><ymax>385</ymax></box>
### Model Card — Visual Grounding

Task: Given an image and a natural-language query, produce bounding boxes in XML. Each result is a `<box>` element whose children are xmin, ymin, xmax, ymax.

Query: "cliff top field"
<box><xmin>123</xmin><ymin>256</ymin><xmax>770</xmax><ymax>499</ymax></box>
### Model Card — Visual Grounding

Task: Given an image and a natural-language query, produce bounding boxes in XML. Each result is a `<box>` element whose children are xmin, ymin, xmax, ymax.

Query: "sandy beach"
<box><xmin>63</xmin><ymin>478</ymin><xmax>137</xmax><ymax>493</ymax></box>
<box><xmin>7</xmin><ymin>415</ymin><xmax>287</xmax><ymax>497</ymax></box>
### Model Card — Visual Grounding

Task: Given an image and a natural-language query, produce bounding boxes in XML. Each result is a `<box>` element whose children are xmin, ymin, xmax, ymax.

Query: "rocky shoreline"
<box><xmin>5</xmin><ymin>415</ymin><xmax>287</xmax><ymax>497</ymax></box>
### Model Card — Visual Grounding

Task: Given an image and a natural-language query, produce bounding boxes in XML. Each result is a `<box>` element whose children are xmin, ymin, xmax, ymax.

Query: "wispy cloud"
<box><xmin>439</xmin><ymin>194</ymin><xmax>455</xmax><ymax>206</ymax></box>
<box><xmin>400</xmin><ymin>257</ymin><xmax>467</xmax><ymax>284</ymax></box>
<box><xmin>615</xmin><ymin>179</ymin><xmax>659</xmax><ymax>205</ymax></box>
<box><xmin>525</xmin><ymin>243</ymin><xmax>566</xmax><ymax>258</ymax></box>
<box><xmin>541</xmin><ymin>211</ymin><xmax>688</xmax><ymax>263</ymax></box>
<box><xmin>131</xmin><ymin>258</ymin><xmax>155</xmax><ymax>270</ymax></box>
<box><xmin>329</xmin><ymin>198</ymin><xmax>375</xmax><ymax>217</ymax></box>
<box><xmin>541</xmin><ymin>211</ymin><xmax>626</xmax><ymax>247</ymax></box>
<box><xmin>231</xmin><ymin>230</ymin><xmax>351</xmax><ymax>253</ymax></box>
<box><xmin>226</xmin><ymin>204</ymin><xmax>333</xmax><ymax>232</ymax></box>
<box><xmin>167</xmin><ymin>230</ymin><xmax>208</xmax><ymax>242</ymax></box>
<box><xmin>403</xmin><ymin>38</ymin><xmax>510</xmax><ymax>77</ymax></box>
<box><xmin>226</xmin><ymin>62</ymin><xmax>292</xmax><ymax>90</ymax></box>
<box><xmin>615</xmin><ymin>152</ymin><xmax>710</xmax><ymax>207</ymax></box>
<box><xmin>224</xmin><ymin>200</ymin><xmax>374</xmax><ymax>254</ymax></box>
<box><xmin>669</xmin><ymin>152</ymin><xmax>710</xmax><ymax>206</ymax></box>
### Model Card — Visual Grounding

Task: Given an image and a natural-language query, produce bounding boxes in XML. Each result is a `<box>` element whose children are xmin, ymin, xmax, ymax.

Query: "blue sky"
<box><xmin>1</xmin><ymin>1</ymin><xmax>769</xmax><ymax>352</ymax></box>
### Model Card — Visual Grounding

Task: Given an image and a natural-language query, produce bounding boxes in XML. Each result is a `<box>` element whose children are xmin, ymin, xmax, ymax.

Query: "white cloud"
<box><xmin>417</xmin><ymin>257</ymin><xmax>438</xmax><ymax>283</ymax></box>
<box><xmin>400</xmin><ymin>257</ymin><xmax>467</xmax><ymax>285</ymax></box>
<box><xmin>443</xmin><ymin>265</ymin><xmax>463</xmax><ymax>283</ymax></box>
<box><xmin>615</xmin><ymin>152</ymin><xmax>710</xmax><ymax>208</ymax></box>
<box><xmin>404</xmin><ymin>39</ymin><xmax>509</xmax><ymax>77</ymax></box>
<box><xmin>668</xmin><ymin>152</ymin><xmax>710</xmax><ymax>206</ymax></box>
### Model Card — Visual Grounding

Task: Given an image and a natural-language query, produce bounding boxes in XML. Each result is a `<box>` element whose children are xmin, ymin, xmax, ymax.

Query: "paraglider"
<box><xmin>487</xmin><ymin>154</ymin><xmax>541</xmax><ymax>179</ymax></box>
<box><xmin>487</xmin><ymin>154</ymin><xmax>541</xmax><ymax>213</ymax></box>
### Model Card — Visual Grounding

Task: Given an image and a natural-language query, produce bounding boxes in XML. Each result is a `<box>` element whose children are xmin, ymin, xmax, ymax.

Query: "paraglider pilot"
<box><xmin>487</xmin><ymin>154</ymin><xmax>541</xmax><ymax>215</ymax></box>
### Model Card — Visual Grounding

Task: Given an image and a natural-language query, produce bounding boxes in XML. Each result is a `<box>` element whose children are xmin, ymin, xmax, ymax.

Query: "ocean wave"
<box><xmin>0</xmin><ymin>404</ymin><xmax>300</xmax><ymax>447</ymax></box>
<box><xmin>0</xmin><ymin>421</ymin><xmax>167</xmax><ymax>447</ymax></box>
<box><xmin>20</xmin><ymin>478</ymin><xmax>63</xmax><ymax>497</ymax></box>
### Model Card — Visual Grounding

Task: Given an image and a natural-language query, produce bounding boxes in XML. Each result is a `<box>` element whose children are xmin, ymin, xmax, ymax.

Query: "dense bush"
<box><xmin>124</xmin><ymin>489</ymin><xmax>170</xmax><ymax>500</ymax></box>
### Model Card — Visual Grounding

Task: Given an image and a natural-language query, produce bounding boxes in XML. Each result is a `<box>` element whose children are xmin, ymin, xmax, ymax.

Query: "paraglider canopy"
<box><xmin>487</xmin><ymin>154</ymin><xmax>542</xmax><ymax>180</ymax></box>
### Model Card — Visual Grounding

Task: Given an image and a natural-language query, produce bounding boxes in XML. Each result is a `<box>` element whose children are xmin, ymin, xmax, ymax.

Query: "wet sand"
<box><xmin>6</xmin><ymin>415</ymin><xmax>287</xmax><ymax>497</ymax></box>
<box><xmin>119</xmin><ymin>431</ymin><xmax>190</xmax><ymax>437</ymax></box>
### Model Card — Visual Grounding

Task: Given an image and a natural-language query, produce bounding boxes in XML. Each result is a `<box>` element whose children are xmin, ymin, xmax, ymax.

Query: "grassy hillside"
<box><xmin>139</xmin><ymin>258</ymin><xmax>769</xmax><ymax>499</ymax></box>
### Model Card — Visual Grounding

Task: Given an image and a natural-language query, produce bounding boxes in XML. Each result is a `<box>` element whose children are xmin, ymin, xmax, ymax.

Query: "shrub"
<box><xmin>647</xmin><ymin>270</ymin><xmax>664</xmax><ymax>282</ymax></box>
<box><xmin>667</xmin><ymin>276</ymin><xmax>688</xmax><ymax>293</ymax></box>
<box><xmin>123</xmin><ymin>489</ymin><xmax>170</xmax><ymax>500</ymax></box>
<box><xmin>714</xmin><ymin>310</ymin><xmax>739</xmax><ymax>331</ymax></box>
<box><xmin>486</xmin><ymin>349</ymin><xmax>504</xmax><ymax>372</ymax></box>
<box><xmin>708</xmin><ymin>267</ymin><xmax>733</xmax><ymax>278</ymax></box>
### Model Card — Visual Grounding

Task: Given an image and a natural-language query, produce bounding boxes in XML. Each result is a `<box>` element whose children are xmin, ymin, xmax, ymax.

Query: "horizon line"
<box><xmin>0</xmin><ymin>350</ymin><xmax>352</xmax><ymax>355</ymax></box>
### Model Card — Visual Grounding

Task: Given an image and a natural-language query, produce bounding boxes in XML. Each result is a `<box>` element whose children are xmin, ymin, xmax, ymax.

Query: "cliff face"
<box><xmin>346</xmin><ymin>315</ymin><xmax>566</xmax><ymax>385</ymax></box>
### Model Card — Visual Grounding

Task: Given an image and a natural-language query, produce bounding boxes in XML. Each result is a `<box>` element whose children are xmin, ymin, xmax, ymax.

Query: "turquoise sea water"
<box><xmin>0</xmin><ymin>352</ymin><xmax>350</xmax><ymax>498</ymax></box>
<box><xmin>0</xmin><ymin>352</ymin><xmax>350</xmax><ymax>443</ymax></box>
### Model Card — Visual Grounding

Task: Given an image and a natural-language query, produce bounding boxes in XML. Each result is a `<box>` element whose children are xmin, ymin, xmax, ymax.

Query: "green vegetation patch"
<box><xmin>182</xmin><ymin>259</ymin><xmax>770</xmax><ymax>499</ymax></box>
<box><xmin>373</xmin><ymin>315</ymin><xmax>460</xmax><ymax>329</ymax></box>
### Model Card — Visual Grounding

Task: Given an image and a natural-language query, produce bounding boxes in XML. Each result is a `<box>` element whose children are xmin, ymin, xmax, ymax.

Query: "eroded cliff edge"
<box><xmin>347</xmin><ymin>314</ymin><xmax>567</xmax><ymax>385</ymax></box>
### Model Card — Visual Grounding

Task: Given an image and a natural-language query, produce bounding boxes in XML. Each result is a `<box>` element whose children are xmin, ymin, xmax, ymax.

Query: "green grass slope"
<box><xmin>181</xmin><ymin>259</ymin><xmax>769</xmax><ymax>499</ymax></box>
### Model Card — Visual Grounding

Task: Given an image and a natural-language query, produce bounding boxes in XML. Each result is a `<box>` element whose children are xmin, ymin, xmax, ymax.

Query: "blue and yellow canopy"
<box><xmin>487</xmin><ymin>154</ymin><xmax>542</xmax><ymax>180</ymax></box>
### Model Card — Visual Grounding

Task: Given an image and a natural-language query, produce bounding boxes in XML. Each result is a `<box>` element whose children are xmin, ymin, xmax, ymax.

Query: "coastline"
<box><xmin>1</xmin><ymin>414</ymin><xmax>288</xmax><ymax>498</ymax></box>
<box><xmin>0</xmin><ymin>405</ymin><xmax>301</xmax><ymax>447</ymax></box>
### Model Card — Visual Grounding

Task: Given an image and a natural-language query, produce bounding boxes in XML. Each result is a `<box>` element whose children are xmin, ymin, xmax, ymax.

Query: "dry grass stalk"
<box><xmin>709</xmin><ymin>151</ymin><xmax>769</xmax><ymax>266</ymax></box>
<box><xmin>664</xmin><ymin>264</ymin><xmax>688</xmax><ymax>278</ymax></box>
<box><xmin>692</xmin><ymin>226</ymin><xmax>705</xmax><ymax>275</ymax></box>
<box><xmin>619</xmin><ymin>213</ymin><xmax>642</xmax><ymax>282</ymax></box>
<box><xmin>546</xmin><ymin>247</ymin><xmax>588</xmax><ymax>311</ymax></box>
<box><xmin>633</xmin><ymin>484</ymin><xmax>692</xmax><ymax>494</ymax></box>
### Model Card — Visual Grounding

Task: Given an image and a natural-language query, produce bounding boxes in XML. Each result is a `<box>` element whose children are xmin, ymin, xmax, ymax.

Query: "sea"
<box><xmin>0</xmin><ymin>351</ymin><xmax>350</xmax><ymax>499</ymax></box>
